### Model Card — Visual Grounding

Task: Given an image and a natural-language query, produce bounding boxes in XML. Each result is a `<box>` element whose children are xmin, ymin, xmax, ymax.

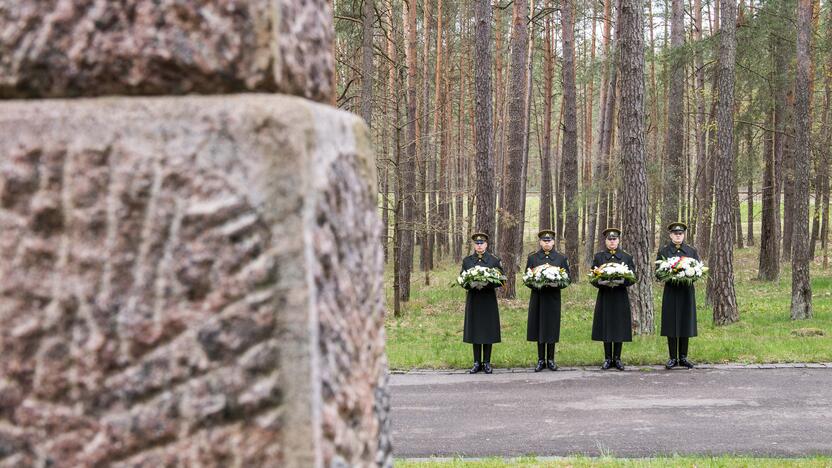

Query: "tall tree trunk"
<box><xmin>419</xmin><ymin>0</ymin><xmax>433</xmax><ymax>278</ymax></box>
<box><xmin>539</xmin><ymin>2</ymin><xmax>554</xmax><ymax>231</ymax></box>
<box><xmin>474</xmin><ymin>0</ymin><xmax>496</xmax><ymax>236</ymax></box>
<box><xmin>380</xmin><ymin>54</ymin><xmax>390</xmax><ymax>263</ymax></box>
<box><xmin>360</xmin><ymin>0</ymin><xmax>375</xmax><ymax>127</ymax></box>
<box><xmin>494</xmin><ymin>7</ymin><xmax>505</xmax><ymax>207</ymax></box>
<box><xmin>399</xmin><ymin>0</ymin><xmax>419</xmax><ymax>302</ymax></box>
<box><xmin>790</xmin><ymin>0</ymin><xmax>813</xmax><ymax>319</ymax></box>
<box><xmin>618</xmin><ymin>0</ymin><xmax>654</xmax><ymax>334</ymax></box>
<box><xmin>782</xmin><ymin>88</ymin><xmax>796</xmax><ymax>262</ymax></box>
<box><xmin>555</xmin><ymin>98</ymin><xmax>564</xmax><ymax>244</ymax></box>
<box><xmin>454</xmin><ymin>5</ymin><xmax>467</xmax><ymax>262</ymax></box>
<box><xmin>822</xmin><ymin>8</ymin><xmax>832</xmax><ymax>269</ymax></box>
<box><xmin>561</xmin><ymin>0</ymin><xmax>580</xmax><ymax>279</ymax></box>
<box><xmin>746</xmin><ymin>123</ymin><xmax>755</xmax><ymax>246</ymax></box>
<box><xmin>433</xmin><ymin>0</ymin><xmax>447</xmax><ymax>259</ymax></box>
<box><xmin>496</xmin><ymin>0</ymin><xmax>529</xmax><ymax>298</ymax></box>
<box><xmin>734</xmin><ymin>127</ymin><xmax>744</xmax><ymax>248</ymax></box>
<box><xmin>711</xmin><ymin>0</ymin><xmax>739</xmax><ymax>325</ymax></box>
<box><xmin>692</xmin><ymin>0</ymin><xmax>706</xmax><ymax>246</ymax></box>
<box><xmin>518</xmin><ymin>0</ymin><xmax>535</xmax><ymax>258</ymax></box>
<box><xmin>662</xmin><ymin>0</ymin><xmax>685</xmax><ymax>229</ymax></box>
<box><xmin>759</xmin><ymin>105</ymin><xmax>781</xmax><ymax>280</ymax></box>
<box><xmin>586</xmin><ymin>0</ymin><xmax>620</xmax><ymax>264</ymax></box>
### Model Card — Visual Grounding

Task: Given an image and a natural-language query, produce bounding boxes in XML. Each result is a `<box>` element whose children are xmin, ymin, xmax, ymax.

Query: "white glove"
<box><xmin>597</xmin><ymin>279</ymin><xmax>610</xmax><ymax>286</ymax></box>
<box><xmin>612</xmin><ymin>278</ymin><xmax>625</xmax><ymax>285</ymax></box>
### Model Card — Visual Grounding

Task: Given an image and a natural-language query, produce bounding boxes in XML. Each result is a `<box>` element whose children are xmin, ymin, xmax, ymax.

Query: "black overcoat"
<box><xmin>461</xmin><ymin>251</ymin><xmax>503</xmax><ymax>344</ymax></box>
<box><xmin>657</xmin><ymin>242</ymin><xmax>700</xmax><ymax>337</ymax></box>
<box><xmin>590</xmin><ymin>250</ymin><xmax>635</xmax><ymax>342</ymax></box>
<box><xmin>525</xmin><ymin>249</ymin><xmax>570</xmax><ymax>343</ymax></box>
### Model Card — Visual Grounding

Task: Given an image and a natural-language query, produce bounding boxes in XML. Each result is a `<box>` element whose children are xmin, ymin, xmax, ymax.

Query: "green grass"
<box><xmin>395</xmin><ymin>455</ymin><xmax>832</xmax><ymax>467</ymax></box>
<box><xmin>385</xmin><ymin>247</ymin><xmax>832</xmax><ymax>370</ymax></box>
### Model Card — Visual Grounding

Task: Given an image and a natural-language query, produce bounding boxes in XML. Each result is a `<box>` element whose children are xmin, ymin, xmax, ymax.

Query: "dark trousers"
<box><xmin>603</xmin><ymin>342</ymin><xmax>622</xmax><ymax>360</ymax></box>
<box><xmin>667</xmin><ymin>337</ymin><xmax>690</xmax><ymax>359</ymax></box>
<box><xmin>536</xmin><ymin>342</ymin><xmax>556</xmax><ymax>361</ymax></box>
<box><xmin>473</xmin><ymin>344</ymin><xmax>493</xmax><ymax>363</ymax></box>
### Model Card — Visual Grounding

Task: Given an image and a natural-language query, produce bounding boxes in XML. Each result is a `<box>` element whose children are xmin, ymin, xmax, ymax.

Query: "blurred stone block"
<box><xmin>0</xmin><ymin>0</ymin><xmax>334</xmax><ymax>102</ymax></box>
<box><xmin>0</xmin><ymin>95</ymin><xmax>388</xmax><ymax>466</ymax></box>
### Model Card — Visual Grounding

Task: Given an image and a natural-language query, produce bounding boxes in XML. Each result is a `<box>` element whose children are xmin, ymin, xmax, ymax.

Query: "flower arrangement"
<box><xmin>587</xmin><ymin>262</ymin><xmax>637</xmax><ymax>287</ymax></box>
<box><xmin>523</xmin><ymin>264</ymin><xmax>570</xmax><ymax>289</ymax></box>
<box><xmin>655</xmin><ymin>256</ymin><xmax>708</xmax><ymax>285</ymax></box>
<box><xmin>456</xmin><ymin>266</ymin><xmax>506</xmax><ymax>290</ymax></box>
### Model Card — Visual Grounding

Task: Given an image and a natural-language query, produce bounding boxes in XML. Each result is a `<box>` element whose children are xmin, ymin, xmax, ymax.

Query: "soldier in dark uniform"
<box><xmin>657</xmin><ymin>222</ymin><xmax>699</xmax><ymax>369</ymax></box>
<box><xmin>461</xmin><ymin>232</ymin><xmax>503</xmax><ymax>374</ymax></box>
<box><xmin>590</xmin><ymin>228</ymin><xmax>636</xmax><ymax>370</ymax></box>
<box><xmin>525</xmin><ymin>229</ymin><xmax>570</xmax><ymax>372</ymax></box>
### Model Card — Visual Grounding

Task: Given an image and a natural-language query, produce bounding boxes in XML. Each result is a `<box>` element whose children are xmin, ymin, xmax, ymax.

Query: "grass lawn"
<box><xmin>385</xmin><ymin>246</ymin><xmax>832</xmax><ymax>370</ymax></box>
<box><xmin>395</xmin><ymin>455</ymin><xmax>832</xmax><ymax>467</ymax></box>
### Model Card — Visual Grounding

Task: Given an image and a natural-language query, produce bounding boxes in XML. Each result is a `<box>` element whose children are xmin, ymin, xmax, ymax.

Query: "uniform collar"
<box><xmin>669</xmin><ymin>242</ymin><xmax>687</xmax><ymax>253</ymax></box>
<box><xmin>539</xmin><ymin>249</ymin><xmax>553</xmax><ymax>258</ymax></box>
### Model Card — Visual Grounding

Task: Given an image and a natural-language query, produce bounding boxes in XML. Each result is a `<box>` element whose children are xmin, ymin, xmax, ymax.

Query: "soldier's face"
<box><xmin>670</xmin><ymin>231</ymin><xmax>685</xmax><ymax>243</ymax></box>
<box><xmin>539</xmin><ymin>239</ymin><xmax>554</xmax><ymax>250</ymax></box>
<box><xmin>473</xmin><ymin>242</ymin><xmax>487</xmax><ymax>254</ymax></box>
<box><xmin>605</xmin><ymin>237</ymin><xmax>619</xmax><ymax>250</ymax></box>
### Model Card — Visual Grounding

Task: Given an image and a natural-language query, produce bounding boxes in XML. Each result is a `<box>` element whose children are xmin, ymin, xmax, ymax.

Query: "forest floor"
<box><xmin>390</xmin><ymin>366</ymin><xmax>832</xmax><ymax>462</ymax></box>
<box><xmin>384</xmin><ymin>247</ymin><xmax>832</xmax><ymax>370</ymax></box>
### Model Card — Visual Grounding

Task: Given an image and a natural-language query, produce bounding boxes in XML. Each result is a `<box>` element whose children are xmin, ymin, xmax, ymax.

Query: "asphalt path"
<box><xmin>391</xmin><ymin>364</ymin><xmax>832</xmax><ymax>458</ymax></box>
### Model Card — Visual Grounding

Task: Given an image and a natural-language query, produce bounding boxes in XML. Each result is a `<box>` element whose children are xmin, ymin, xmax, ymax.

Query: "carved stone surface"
<box><xmin>0</xmin><ymin>94</ymin><xmax>388</xmax><ymax>466</ymax></box>
<box><xmin>0</xmin><ymin>0</ymin><xmax>335</xmax><ymax>102</ymax></box>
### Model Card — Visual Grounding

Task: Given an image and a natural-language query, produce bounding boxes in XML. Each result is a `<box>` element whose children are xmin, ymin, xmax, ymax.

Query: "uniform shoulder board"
<box><xmin>528</xmin><ymin>251</ymin><xmax>537</xmax><ymax>257</ymax></box>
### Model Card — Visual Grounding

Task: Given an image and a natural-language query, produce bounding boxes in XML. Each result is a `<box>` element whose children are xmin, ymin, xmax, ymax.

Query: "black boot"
<box><xmin>679</xmin><ymin>338</ymin><xmax>694</xmax><ymax>368</ymax></box>
<box><xmin>666</xmin><ymin>337</ymin><xmax>678</xmax><ymax>369</ymax></box>
<box><xmin>469</xmin><ymin>361</ymin><xmax>482</xmax><ymax>374</ymax></box>
<box><xmin>601</xmin><ymin>342</ymin><xmax>612</xmax><ymax>370</ymax></box>
<box><xmin>613</xmin><ymin>342</ymin><xmax>624</xmax><ymax>370</ymax></box>
<box><xmin>546</xmin><ymin>343</ymin><xmax>558</xmax><ymax>370</ymax></box>
<box><xmin>483</xmin><ymin>362</ymin><xmax>493</xmax><ymax>374</ymax></box>
<box><xmin>535</xmin><ymin>343</ymin><xmax>545</xmax><ymax>371</ymax></box>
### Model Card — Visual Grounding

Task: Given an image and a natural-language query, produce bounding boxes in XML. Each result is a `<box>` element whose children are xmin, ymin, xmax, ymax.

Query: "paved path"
<box><xmin>391</xmin><ymin>365</ymin><xmax>832</xmax><ymax>458</ymax></box>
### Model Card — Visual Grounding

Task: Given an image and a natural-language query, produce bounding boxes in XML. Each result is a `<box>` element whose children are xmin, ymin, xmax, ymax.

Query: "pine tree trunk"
<box><xmin>618</xmin><ymin>0</ymin><xmax>654</xmax><ymax>334</ymax></box>
<box><xmin>518</xmin><ymin>0</ymin><xmax>535</xmax><ymax>259</ymax></box>
<box><xmin>746</xmin><ymin>123</ymin><xmax>755</xmax><ymax>246</ymax></box>
<box><xmin>711</xmin><ymin>0</ymin><xmax>739</xmax><ymax>325</ymax></box>
<box><xmin>419</xmin><ymin>0</ymin><xmax>433</xmax><ymax>277</ymax></box>
<box><xmin>734</xmin><ymin>131</ymin><xmax>744</xmax><ymax>248</ymax></box>
<box><xmin>759</xmin><ymin>105</ymin><xmax>781</xmax><ymax>280</ymax></box>
<box><xmin>790</xmin><ymin>0</ymin><xmax>813</xmax><ymax>319</ymax></box>
<box><xmin>692</xmin><ymin>0</ymin><xmax>706</xmax><ymax>246</ymax></box>
<box><xmin>399</xmin><ymin>0</ymin><xmax>419</xmax><ymax>302</ymax></box>
<box><xmin>822</xmin><ymin>11</ymin><xmax>832</xmax><ymax>269</ymax></box>
<box><xmin>454</xmin><ymin>6</ymin><xmax>467</xmax><ymax>262</ymax></box>
<box><xmin>474</xmin><ymin>0</ymin><xmax>496</xmax><ymax>236</ymax></box>
<box><xmin>662</xmin><ymin>0</ymin><xmax>685</xmax><ymax>229</ymax></box>
<box><xmin>561</xmin><ymin>0</ymin><xmax>580</xmax><ymax>280</ymax></box>
<box><xmin>781</xmin><ymin>89</ymin><xmax>795</xmax><ymax>262</ymax></box>
<box><xmin>539</xmin><ymin>2</ymin><xmax>554</xmax><ymax>231</ymax></box>
<box><xmin>360</xmin><ymin>0</ymin><xmax>375</xmax><ymax>127</ymax></box>
<box><xmin>496</xmin><ymin>0</ymin><xmax>529</xmax><ymax>298</ymax></box>
<box><xmin>585</xmin><ymin>0</ymin><xmax>619</xmax><ymax>264</ymax></box>
<box><xmin>433</xmin><ymin>0</ymin><xmax>447</xmax><ymax>259</ymax></box>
